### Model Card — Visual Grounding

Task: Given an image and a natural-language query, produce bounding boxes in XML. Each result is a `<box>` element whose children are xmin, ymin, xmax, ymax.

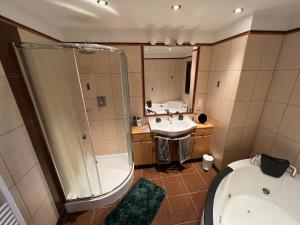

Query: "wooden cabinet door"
<box><xmin>133</xmin><ymin>141</ymin><xmax>154</xmax><ymax>165</ymax></box>
<box><xmin>191</xmin><ymin>135</ymin><xmax>212</xmax><ymax>159</ymax></box>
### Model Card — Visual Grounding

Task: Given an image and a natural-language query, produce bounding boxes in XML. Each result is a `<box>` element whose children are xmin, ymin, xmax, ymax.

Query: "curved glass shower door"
<box><xmin>14</xmin><ymin>43</ymin><xmax>134</xmax><ymax>205</ymax></box>
<box><xmin>15</xmin><ymin>46</ymin><xmax>102</xmax><ymax>199</ymax></box>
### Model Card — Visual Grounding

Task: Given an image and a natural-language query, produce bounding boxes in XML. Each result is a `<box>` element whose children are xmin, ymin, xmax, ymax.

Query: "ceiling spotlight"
<box><xmin>164</xmin><ymin>37</ymin><xmax>171</xmax><ymax>45</ymax></box>
<box><xmin>233</xmin><ymin>8</ymin><xmax>243</xmax><ymax>13</ymax></box>
<box><xmin>168</xmin><ymin>47</ymin><xmax>172</xmax><ymax>51</ymax></box>
<box><xmin>177</xmin><ymin>37</ymin><xmax>184</xmax><ymax>45</ymax></box>
<box><xmin>171</xmin><ymin>4</ymin><xmax>182</xmax><ymax>11</ymax></box>
<box><xmin>145</xmin><ymin>48</ymin><xmax>149</xmax><ymax>51</ymax></box>
<box><xmin>97</xmin><ymin>0</ymin><xmax>108</xmax><ymax>6</ymax></box>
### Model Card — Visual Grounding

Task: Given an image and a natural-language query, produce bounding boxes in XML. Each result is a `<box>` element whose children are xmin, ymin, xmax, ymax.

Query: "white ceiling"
<box><xmin>1</xmin><ymin>0</ymin><xmax>300</xmax><ymax>42</ymax></box>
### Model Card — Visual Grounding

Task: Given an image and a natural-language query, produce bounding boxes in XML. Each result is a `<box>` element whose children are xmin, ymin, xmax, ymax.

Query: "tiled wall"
<box><xmin>203</xmin><ymin>35</ymin><xmax>248</xmax><ymax>168</ymax></box>
<box><xmin>77</xmin><ymin>45</ymin><xmax>142</xmax><ymax>155</ymax></box>
<box><xmin>0</xmin><ymin>61</ymin><xmax>58</xmax><ymax>225</ymax></box>
<box><xmin>144</xmin><ymin>58</ymin><xmax>186</xmax><ymax>103</ymax></box>
<box><xmin>251</xmin><ymin>31</ymin><xmax>300</xmax><ymax>171</ymax></box>
<box><xmin>223</xmin><ymin>34</ymin><xmax>284</xmax><ymax>167</ymax></box>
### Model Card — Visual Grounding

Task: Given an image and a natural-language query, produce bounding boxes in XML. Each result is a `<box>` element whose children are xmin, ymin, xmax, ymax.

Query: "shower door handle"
<box><xmin>82</xmin><ymin>132</ymin><xmax>88</xmax><ymax>140</ymax></box>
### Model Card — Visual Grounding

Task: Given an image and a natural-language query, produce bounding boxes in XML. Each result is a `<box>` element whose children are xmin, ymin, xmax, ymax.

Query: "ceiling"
<box><xmin>1</xmin><ymin>0</ymin><xmax>300</xmax><ymax>42</ymax></box>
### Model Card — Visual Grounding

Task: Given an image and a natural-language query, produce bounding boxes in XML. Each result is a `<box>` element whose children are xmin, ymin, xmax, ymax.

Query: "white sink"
<box><xmin>148</xmin><ymin>115</ymin><xmax>196</xmax><ymax>137</ymax></box>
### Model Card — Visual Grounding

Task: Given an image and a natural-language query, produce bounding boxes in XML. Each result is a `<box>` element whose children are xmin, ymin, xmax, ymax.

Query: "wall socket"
<box><xmin>97</xmin><ymin>96</ymin><xmax>106</xmax><ymax>107</ymax></box>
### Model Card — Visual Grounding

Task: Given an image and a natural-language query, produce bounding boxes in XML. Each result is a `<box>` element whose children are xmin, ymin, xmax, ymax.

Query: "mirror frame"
<box><xmin>141</xmin><ymin>44</ymin><xmax>200</xmax><ymax>117</ymax></box>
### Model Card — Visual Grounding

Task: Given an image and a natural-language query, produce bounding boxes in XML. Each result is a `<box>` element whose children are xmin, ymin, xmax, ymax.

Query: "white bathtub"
<box><xmin>202</xmin><ymin>158</ymin><xmax>300</xmax><ymax>225</ymax></box>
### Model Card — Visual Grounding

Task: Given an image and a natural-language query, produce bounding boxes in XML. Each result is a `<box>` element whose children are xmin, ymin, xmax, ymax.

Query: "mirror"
<box><xmin>143</xmin><ymin>46</ymin><xmax>198</xmax><ymax>116</ymax></box>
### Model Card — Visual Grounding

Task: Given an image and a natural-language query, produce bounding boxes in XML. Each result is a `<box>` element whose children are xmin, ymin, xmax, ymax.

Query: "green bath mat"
<box><xmin>105</xmin><ymin>178</ymin><xmax>166</xmax><ymax>225</ymax></box>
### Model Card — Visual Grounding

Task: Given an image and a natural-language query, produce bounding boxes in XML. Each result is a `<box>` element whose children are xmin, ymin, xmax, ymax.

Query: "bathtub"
<box><xmin>202</xmin><ymin>157</ymin><xmax>300</xmax><ymax>225</ymax></box>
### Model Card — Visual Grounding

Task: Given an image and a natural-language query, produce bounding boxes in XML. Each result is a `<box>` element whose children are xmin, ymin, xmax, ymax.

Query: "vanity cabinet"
<box><xmin>133</xmin><ymin>141</ymin><xmax>154</xmax><ymax>165</ymax></box>
<box><xmin>131</xmin><ymin>126</ymin><xmax>154</xmax><ymax>166</ymax></box>
<box><xmin>191</xmin><ymin>123</ymin><xmax>213</xmax><ymax>159</ymax></box>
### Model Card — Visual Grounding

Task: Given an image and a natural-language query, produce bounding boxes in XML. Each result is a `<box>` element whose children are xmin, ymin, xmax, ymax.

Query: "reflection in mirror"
<box><xmin>143</xmin><ymin>46</ymin><xmax>198</xmax><ymax>116</ymax></box>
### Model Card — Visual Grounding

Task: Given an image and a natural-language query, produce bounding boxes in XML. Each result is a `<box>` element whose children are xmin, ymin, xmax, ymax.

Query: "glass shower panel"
<box><xmin>119</xmin><ymin>52</ymin><xmax>133</xmax><ymax>166</ymax></box>
<box><xmin>15</xmin><ymin>47</ymin><xmax>101</xmax><ymax>199</ymax></box>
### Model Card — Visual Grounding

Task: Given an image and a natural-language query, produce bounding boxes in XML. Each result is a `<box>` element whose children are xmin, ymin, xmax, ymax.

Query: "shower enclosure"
<box><xmin>13</xmin><ymin>43</ymin><xmax>134</xmax><ymax>212</ymax></box>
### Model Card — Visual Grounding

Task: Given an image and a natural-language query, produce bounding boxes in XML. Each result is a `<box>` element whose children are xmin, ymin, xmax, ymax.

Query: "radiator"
<box><xmin>0</xmin><ymin>176</ymin><xmax>26</xmax><ymax>225</ymax></box>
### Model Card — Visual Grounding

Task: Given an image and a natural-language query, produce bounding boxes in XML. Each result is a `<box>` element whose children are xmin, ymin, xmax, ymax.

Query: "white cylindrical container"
<box><xmin>202</xmin><ymin>154</ymin><xmax>214</xmax><ymax>171</ymax></box>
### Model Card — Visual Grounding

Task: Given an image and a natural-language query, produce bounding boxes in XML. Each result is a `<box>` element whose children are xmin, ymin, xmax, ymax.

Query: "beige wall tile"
<box><xmin>33</xmin><ymin>195</ymin><xmax>58</xmax><ymax>225</ymax></box>
<box><xmin>80</xmin><ymin>74</ymin><xmax>96</xmax><ymax>99</ymax></box>
<box><xmin>108</xmin><ymin>52</ymin><xmax>121</xmax><ymax>73</ymax></box>
<box><xmin>76</xmin><ymin>52</ymin><xmax>94</xmax><ymax>73</ymax></box>
<box><xmin>99</xmin><ymin>97</ymin><xmax>116</xmax><ymax>120</ymax></box>
<box><xmin>95</xmin><ymin>75</ymin><xmax>113</xmax><ymax>97</ymax></box>
<box><xmin>0</xmin><ymin>77</ymin><xmax>23</xmax><ymax>135</ymax></box>
<box><xmin>259</xmin><ymin>101</ymin><xmax>286</xmax><ymax>132</ymax></box>
<box><xmin>240</xmin><ymin>126</ymin><xmax>257</xmax><ymax>152</ymax></box>
<box><xmin>246</xmin><ymin>101</ymin><xmax>264</xmax><ymax>126</ymax></box>
<box><xmin>196</xmin><ymin>72</ymin><xmax>208</xmax><ymax>94</ymax></box>
<box><xmin>17</xmin><ymin>165</ymin><xmax>49</xmax><ymax>215</ymax></box>
<box><xmin>252</xmin><ymin>127</ymin><xmax>276</xmax><ymax>155</ymax></box>
<box><xmin>277</xmin><ymin>32</ymin><xmax>300</xmax><ymax>70</ymax></box>
<box><xmin>289</xmin><ymin>73</ymin><xmax>300</xmax><ymax>107</ymax></box>
<box><xmin>222</xmin><ymin>149</ymin><xmax>249</xmax><ymax>167</ymax></box>
<box><xmin>0</xmin><ymin>126</ymin><xmax>38</xmax><ymax>183</ymax></box>
<box><xmin>123</xmin><ymin>46</ymin><xmax>142</xmax><ymax>73</ymax></box>
<box><xmin>228</xmin><ymin>35</ymin><xmax>248</xmax><ymax>71</ymax></box>
<box><xmin>267</xmin><ymin>70</ymin><xmax>298</xmax><ymax>104</ymax></box>
<box><xmin>0</xmin><ymin>155</ymin><xmax>14</xmax><ymax>188</ymax></box>
<box><xmin>89</xmin><ymin>121</ymin><xmax>103</xmax><ymax>141</ymax></box>
<box><xmin>92</xmin><ymin>51</ymin><xmax>110</xmax><ymax>73</ymax></box>
<box><xmin>226</xmin><ymin>128</ymin><xmax>244</xmax><ymax>151</ymax></box>
<box><xmin>260</xmin><ymin>35</ymin><xmax>284</xmax><ymax>70</ymax></box>
<box><xmin>279</xmin><ymin>105</ymin><xmax>300</xmax><ymax>143</ymax></box>
<box><xmin>294</xmin><ymin>152</ymin><xmax>300</xmax><ymax>172</ymax></box>
<box><xmin>85</xmin><ymin>99</ymin><xmax>100</xmax><ymax>121</ymax></box>
<box><xmin>216</xmin><ymin>41</ymin><xmax>231</xmax><ymax>71</ymax></box>
<box><xmin>130</xmin><ymin>97</ymin><xmax>143</xmax><ymax>118</ymax></box>
<box><xmin>236</xmin><ymin>71</ymin><xmax>257</xmax><ymax>101</ymax></box>
<box><xmin>9</xmin><ymin>186</ymin><xmax>32</xmax><ymax>223</ymax></box>
<box><xmin>198</xmin><ymin>46</ymin><xmax>211</xmax><ymax>71</ymax></box>
<box><xmin>242</xmin><ymin>35</ymin><xmax>266</xmax><ymax>70</ymax></box>
<box><xmin>128</xmin><ymin>73</ymin><xmax>142</xmax><ymax>97</ymax></box>
<box><xmin>271</xmin><ymin>135</ymin><xmax>300</xmax><ymax>163</ymax></box>
<box><xmin>111</xmin><ymin>74</ymin><xmax>122</xmax><ymax>97</ymax></box>
<box><xmin>230</xmin><ymin>101</ymin><xmax>250</xmax><ymax>128</ymax></box>
<box><xmin>251</xmin><ymin>71</ymin><xmax>273</xmax><ymax>101</ymax></box>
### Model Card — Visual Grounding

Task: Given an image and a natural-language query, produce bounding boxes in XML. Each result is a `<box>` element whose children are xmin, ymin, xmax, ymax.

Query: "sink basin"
<box><xmin>148</xmin><ymin>115</ymin><xmax>196</xmax><ymax>137</ymax></box>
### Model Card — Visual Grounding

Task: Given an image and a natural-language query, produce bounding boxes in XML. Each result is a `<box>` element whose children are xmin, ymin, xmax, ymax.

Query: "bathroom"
<box><xmin>0</xmin><ymin>0</ymin><xmax>300</xmax><ymax>225</ymax></box>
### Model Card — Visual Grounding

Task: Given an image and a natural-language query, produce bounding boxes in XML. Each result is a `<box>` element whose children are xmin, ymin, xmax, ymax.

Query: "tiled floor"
<box><xmin>63</xmin><ymin>162</ymin><xmax>218</xmax><ymax>225</ymax></box>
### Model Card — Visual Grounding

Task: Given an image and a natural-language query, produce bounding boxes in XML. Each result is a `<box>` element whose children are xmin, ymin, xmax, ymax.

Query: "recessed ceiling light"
<box><xmin>145</xmin><ymin>48</ymin><xmax>149</xmax><ymax>51</ymax></box>
<box><xmin>97</xmin><ymin>0</ymin><xmax>108</xmax><ymax>6</ymax></box>
<box><xmin>168</xmin><ymin>47</ymin><xmax>172</xmax><ymax>51</ymax></box>
<box><xmin>171</xmin><ymin>4</ymin><xmax>182</xmax><ymax>11</ymax></box>
<box><xmin>233</xmin><ymin>8</ymin><xmax>244</xmax><ymax>13</ymax></box>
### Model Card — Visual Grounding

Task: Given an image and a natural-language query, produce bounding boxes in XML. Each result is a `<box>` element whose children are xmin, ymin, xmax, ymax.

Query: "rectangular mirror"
<box><xmin>143</xmin><ymin>46</ymin><xmax>198</xmax><ymax>116</ymax></box>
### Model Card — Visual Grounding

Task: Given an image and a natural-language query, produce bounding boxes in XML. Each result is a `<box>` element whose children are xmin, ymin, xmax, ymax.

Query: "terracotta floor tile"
<box><xmin>168</xmin><ymin>194</ymin><xmax>199</xmax><ymax>224</ymax></box>
<box><xmin>91</xmin><ymin>206</ymin><xmax>113</xmax><ymax>225</ymax></box>
<box><xmin>142</xmin><ymin>167</ymin><xmax>161</xmax><ymax>179</ymax></box>
<box><xmin>179</xmin><ymin>163</ymin><xmax>197</xmax><ymax>175</ymax></box>
<box><xmin>181</xmin><ymin>174</ymin><xmax>207</xmax><ymax>192</ymax></box>
<box><xmin>152</xmin><ymin>198</ymin><xmax>174</xmax><ymax>225</ymax></box>
<box><xmin>134</xmin><ymin>169</ymin><xmax>142</xmax><ymax>181</ymax></box>
<box><xmin>189</xmin><ymin>191</ymin><xmax>207</xmax><ymax>220</ymax></box>
<box><xmin>193</xmin><ymin>163</ymin><xmax>218</xmax><ymax>187</ymax></box>
<box><xmin>178</xmin><ymin>221</ymin><xmax>201</xmax><ymax>225</ymax></box>
<box><xmin>159</xmin><ymin>169</ymin><xmax>180</xmax><ymax>177</ymax></box>
<box><xmin>162</xmin><ymin>176</ymin><xmax>187</xmax><ymax>196</ymax></box>
<box><xmin>64</xmin><ymin>210</ymin><xmax>94</xmax><ymax>225</ymax></box>
<box><xmin>150</xmin><ymin>178</ymin><xmax>165</xmax><ymax>189</ymax></box>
